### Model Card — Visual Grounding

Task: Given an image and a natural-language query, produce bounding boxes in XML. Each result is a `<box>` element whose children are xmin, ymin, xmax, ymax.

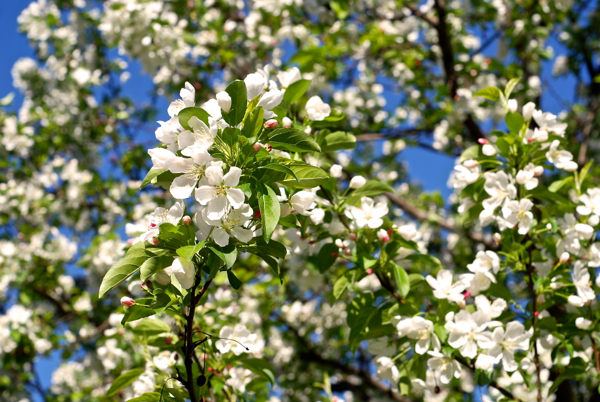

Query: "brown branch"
<box><xmin>432</xmin><ymin>0</ymin><xmax>457</xmax><ymax>98</ymax></box>
<box><xmin>454</xmin><ymin>354</ymin><xmax>520</xmax><ymax>401</ymax></box>
<box><xmin>403</xmin><ymin>3</ymin><xmax>438</xmax><ymax>27</ymax></box>
<box><xmin>385</xmin><ymin>192</ymin><xmax>497</xmax><ymax>249</ymax></box>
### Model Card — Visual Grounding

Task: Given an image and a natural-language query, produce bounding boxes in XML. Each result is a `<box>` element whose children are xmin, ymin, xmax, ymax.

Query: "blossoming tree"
<box><xmin>1</xmin><ymin>0</ymin><xmax>600</xmax><ymax>402</ymax></box>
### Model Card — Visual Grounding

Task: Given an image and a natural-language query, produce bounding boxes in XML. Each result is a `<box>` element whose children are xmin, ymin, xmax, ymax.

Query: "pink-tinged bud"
<box><xmin>308</xmin><ymin>240</ymin><xmax>315</xmax><ymax>245</ymax></box>
<box><xmin>149</xmin><ymin>222</ymin><xmax>157</xmax><ymax>228</ymax></box>
<box><xmin>377</xmin><ymin>229</ymin><xmax>391</xmax><ymax>243</ymax></box>
<box><xmin>493</xmin><ymin>233</ymin><xmax>501</xmax><ymax>244</ymax></box>
<box><xmin>207</xmin><ymin>367</ymin><xmax>213</xmax><ymax>372</ymax></box>
<box><xmin>227</xmin><ymin>365</ymin><xmax>232</xmax><ymax>370</ymax></box>
<box><xmin>264</xmin><ymin>119</ymin><xmax>278</xmax><ymax>129</ymax></box>
<box><xmin>534</xmin><ymin>311</ymin><xmax>539</xmax><ymax>317</ymax></box>
<box><xmin>533</xmin><ymin>166</ymin><xmax>544</xmax><ymax>176</ymax></box>
<box><xmin>140</xmin><ymin>284</ymin><xmax>147</xmax><ymax>291</ymax></box>
<box><xmin>165</xmin><ymin>337</ymin><xmax>172</xmax><ymax>345</ymax></box>
<box><xmin>253</xmin><ymin>143</ymin><xmax>262</xmax><ymax>152</ymax></box>
<box><xmin>527</xmin><ymin>138</ymin><xmax>534</xmax><ymax>143</ymax></box>
<box><xmin>366</xmin><ymin>269</ymin><xmax>373</xmax><ymax>275</ymax></box>
<box><xmin>253</xmin><ymin>210</ymin><xmax>261</xmax><ymax>218</ymax></box>
<box><xmin>463</xmin><ymin>159</ymin><xmax>478</xmax><ymax>169</ymax></box>
<box><xmin>182</xmin><ymin>216</ymin><xmax>192</xmax><ymax>226</ymax></box>
<box><xmin>265</xmin><ymin>143</ymin><xmax>273</xmax><ymax>152</ymax></box>
<box><xmin>282</xmin><ymin>117</ymin><xmax>292</xmax><ymax>128</ymax></box>
<box><xmin>559</xmin><ymin>252</ymin><xmax>570</xmax><ymax>264</ymax></box>
<box><xmin>127</xmin><ymin>238</ymin><xmax>134</xmax><ymax>244</ymax></box>
<box><xmin>331</xmin><ymin>252</ymin><xmax>339</xmax><ymax>258</ymax></box>
<box><xmin>387</xmin><ymin>228</ymin><xmax>394</xmax><ymax>235</ymax></box>
<box><xmin>478</xmin><ymin>138</ymin><xmax>487</xmax><ymax>145</ymax></box>
<box><xmin>344</xmin><ymin>247</ymin><xmax>352</xmax><ymax>256</ymax></box>
<box><xmin>463</xmin><ymin>290</ymin><xmax>472</xmax><ymax>299</ymax></box>
<box><xmin>348</xmin><ymin>233</ymin><xmax>358</xmax><ymax>241</ymax></box>
<box><xmin>120</xmin><ymin>296</ymin><xmax>135</xmax><ymax>307</ymax></box>
<box><xmin>149</xmin><ymin>237</ymin><xmax>160</xmax><ymax>246</ymax></box>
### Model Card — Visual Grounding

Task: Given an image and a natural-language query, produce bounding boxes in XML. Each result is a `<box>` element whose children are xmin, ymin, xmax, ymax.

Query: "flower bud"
<box><xmin>344</xmin><ymin>247</ymin><xmax>352</xmax><ymax>256</ymax></box>
<box><xmin>366</xmin><ymin>268</ymin><xmax>373</xmax><ymax>275</ymax></box>
<box><xmin>377</xmin><ymin>229</ymin><xmax>391</xmax><ymax>243</ymax></box>
<box><xmin>533</xmin><ymin>166</ymin><xmax>544</xmax><ymax>176</ymax></box>
<box><xmin>456</xmin><ymin>299</ymin><xmax>466</xmax><ymax>309</ymax></box>
<box><xmin>216</xmin><ymin>91</ymin><xmax>232</xmax><ymax>113</ymax></box>
<box><xmin>482</xmin><ymin>144</ymin><xmax>496</xmax><ymax>156</ymax></box>
<box><xmin>265</xmin><ymin>143</ymin><xmax>273</xmax><ymax>152</ymax></box>
<box><xmin>348</xmin><ymin>232</ymin><xmax>358</xmax><ymax>241</ymax></box>
<box><xmin>120</xmin><ymin>296</ymin><xmax>135</xmax><ymax>307</ymax></box>
<box><xmin>165</xmin><ymin>337</ymin><xmax>172</xmax><ymax>345</ymax></box>
<box><xmin>463</xmin><ymin>290</ymin><xmax>472</xmax><ymax>299</ymax></box>
<box><xmin>576</xmin><ymin>317</ymin><xmax>592</xmax><ymax>330</ymax></box>
<box><xmin>559</xmin><ymin>252</ymin><xmax>570</xmax><ymax>264</ymax></box>
<box><xmin>493</xmin><ymin>233</ymin><xmax>502</xmax><ymax>244</ymax></box>
<box><xmin>349</xmin><ymin>175</ymin><xmax>366</xmax><ymax>189</ymax></box>
<box><xmin>282</xmin><ymin>117</ymin><xmax>292</xmax><ymax>128</ymax></box>
<box><xmin>536</xmin><ymin>294</ymin><xmax>545</xmax><ymax>305</ymax></box>
<box><xmin>335</xmin><ymin>239</ymin><xmax>344</xmax><ymax>248</ymax></box>
<box><xmin>477</xmin><ymin>138</ymin><xmax>487</xmax><ymax>145</ymax></box>
<box><xmin>507</xmin><ymin>99</ymin><xmax>518</xmax><ymax>113</ymax></box>
<box><xmin>253</xmin><ymin>143</ymin><xmax>262</xmax><ymax>152</ymax></box>
<box><xmin>533</xmin><ymin>311</ymin><xmax>539</xmax><ymax>317</ymax></box>
<box><xmin>331</xmin><ymin>252</ymin><xmax>339</xmax><ymax>258</ymax></box>
<box><xmin>522</xmin><ymin>102</ymin><xmax>536</xmax><ymax>121</ymax></box>
<box><xmin>264</xmin><ymin>119</ymin><xmax>278</xmax><ymax>129</ymax></box>
<box><xmin>329</xmin><ymin>164</ymin><xmax>343</xmax><ymax>178</ymax></box>
<box><xmin>182</xmin><ymin>216</ymin><xmax>192</xmax><ymax>226</ymax></box>
<box><xmin>148</xmin><ymin>237</ymin><xmax>160</xmax><ymax>246</ymax></box>
<box><xmin>563</xmin><ymin>161</ymin><xmax>578</xmax><ymax>172</ymax></box>
<box><xmin>463</xmin><ymin>159</ymin><xmax>478</xmax><ymax>169</ymax></box>
<box><xmin>304</xmin><ymin>126</ymin><xmax>312</xmax><ymax>135</ymax></box>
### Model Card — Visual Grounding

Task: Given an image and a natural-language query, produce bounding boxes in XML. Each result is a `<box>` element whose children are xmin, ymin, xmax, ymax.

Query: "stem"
<box><xmin>589</xmin><ymin>308</ymin><xmax>600</xmax><ymax>373</ymax></box>
<box><xmin>183</xmin><ymin>277</ymin><xmax>213</xmax><ymax>402</ymax></box>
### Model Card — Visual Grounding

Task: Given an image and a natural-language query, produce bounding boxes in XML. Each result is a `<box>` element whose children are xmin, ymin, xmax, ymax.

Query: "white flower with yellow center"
<box><xmin>167</xmin><ymin>82</ymin><xmax>195</xmax><ymax>117</ymax></box>
<box><xmin>195</xmin><ymin>166</ymin><xmax>245</xmax><ymax>220</ymax></box>
<box><xmin>178</xmin><ymin>116</ymin><xmax>218</xmax><ymax>153</ymax></box>
<box><xmin>164</xmin><ymin>148</ymin><xmax>221</xmax><ymax>199</ymax></box>
<box><xmin>194</xmin><ymin>204</ymin><xmax>254</xmax><ymax>247</ymax></box>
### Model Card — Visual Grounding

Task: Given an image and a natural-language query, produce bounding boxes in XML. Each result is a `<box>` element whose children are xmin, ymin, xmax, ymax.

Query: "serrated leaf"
<box><xmin>107</xmin><ymin>368</ymin><xmax>145</xmax><ymax>397</ymax></box>
<box><xmin>99</xmin><ymin>242</ymin><xmax>155</xmax><ymax>299</ymax></box>
<box><xmin>267</xmin><ymin>128</ymin><xmax>321</xmax><ymax>153</ymax></box>
<box><xmin>178</xmin><ymin>107</ymin><xmax>211</xmax><ymax>130</ymax></box>
<box><xmin>321</xmin><ymin>131</ymin><xmax>356</xmax><ymax>151</ymax></box>
<box><xmin>222</xmin><ymin>81</ymin><xmax>247</xmax><ymax>126</ymax></box>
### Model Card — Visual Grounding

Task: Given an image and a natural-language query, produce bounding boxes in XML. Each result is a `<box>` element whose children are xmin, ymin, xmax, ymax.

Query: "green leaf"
<box><xmin>227</xmin><ymin>269</ymin><xmax>243</xmax><ymax>290</ymax></box>
<box><xmin>178</xmin><ymin>107</ymin><xmax>210</xmax><ymax>130</ymax></box>
<box><xmin>130</xmin><ymin>318</ymin><xmax>171</xmax><ymax>336</ymax></box>
<box><xmin>473</xmin><ymin>86</ymin><xmax>503</xmax><ymax>102</ymax></box>
<box><xmin>258</xmin><ymin>184</ymin><xmax>281</xmax><ymax>242</ymax></box>
<box><xmin>487</xmin><ymin>282</ymin><xmax>514</xmax><ymax>301</ymax></box>
<box><xmin>504</xmin><ymin>78</ymin><xmax>521</xmax><ymax>99</ymax></box>
<box><xmin>267</xmin><ymin>128</ymin><xmax>321</xmax><ymax>153</ymax></box>
<box><xmin>549</xmin><ymin>176</ymin><xmax>573</xmax><ymax>193</ymax></box>
<box><xmin>99</xmin><ymin>242</ymin><xmax>155</xmax><ymax>299</ymax></box>
<box><xmin>241</xmin><ymin>358</ymin><xmax>276</xmax><ymax>384</ymax></box>
<box><xmin>309</xmin><ymin>243</ymin><xmax>339</xmax><ymax>273</ymax></box>
<box><xmin>208</xmin><ymin>245</ymin><xmax>238</xmax><ymax>268</ymax></box>
<box><xmin>320</xmin><ymin>131</ymin><xmax>356</xmax><ymax>151</ymax></box>
<box><xmin>121</xmin><ymin>305</ymin><xmax>156</xmax><ymax>324</ymax></box>
<box><xmin>330</xmin><ymin>0</ymin><xmax>350</xmax><ymax>19</ymax></box>
<box><xmin>347</xmin><ymin>293</ymin><xmax>377</xmax><ymax>350</ymax></box>
<box><xmin>140</xmin><ymin>168</ymin><xmax>167</xmax><ymax>189</ymax></box>
<box><xmin>283</xmin><ymin>79</ymin><xmax>311</xmax><ymax>104</ymax></box>
<box><xmin>505</xmin><ymin>112</ymin><xmax>524</xmax><ymax>134</ymax></box>
<box><xmin>258</xmin><ymin>164</ymin><xmax>299</xmax><ymax>181</ymax></box>
<box><xmin>106</xmin><ymin>368</ymin><xmax>145</xmax><ymax>397</ymax></box>
<box><xmin>333</xmin><ymin>273</ymin><xmax>350</xmax><ymax>301</ymax></box>
<box><xmin>241</xmin><ymin>106</ymin><xmax>264</xmax><ymax>138</ymax></box>
<box><xmin>391</xmin><ymin>263</ymin><xmax>410</xmax><ymax>298</ymax></box>
<box><xmin>222</xmin><ymin>80</ymin><xmax>247</xmax><ymax>127</ymax></box>
<box><xmin>459</xmin><ymin>145</ymin><xmax>483</xmax><ymax>163</ymax></box>
<box><xmin>245</xmin><ymin>238</ymin><xmax>287</xmax><ymax>259</ymax></box>
<box><xmin>140</xmin><ymin>256</ymin><xmax>173</xmax><ymax>283</ymax></box>
<box><xmin>278</xmin><ymin>163</ymin><xmax>329</xmax><ymax>189</ymax></box>
<box><xmin>126</xmin><ymin>393</ymin><xmax>161</xmax><ymax>402</ymax></box>
<box><xmin>176</xmin><ymin>242</ymin><xmax>205</xmax><ymax>261</ymax></box>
